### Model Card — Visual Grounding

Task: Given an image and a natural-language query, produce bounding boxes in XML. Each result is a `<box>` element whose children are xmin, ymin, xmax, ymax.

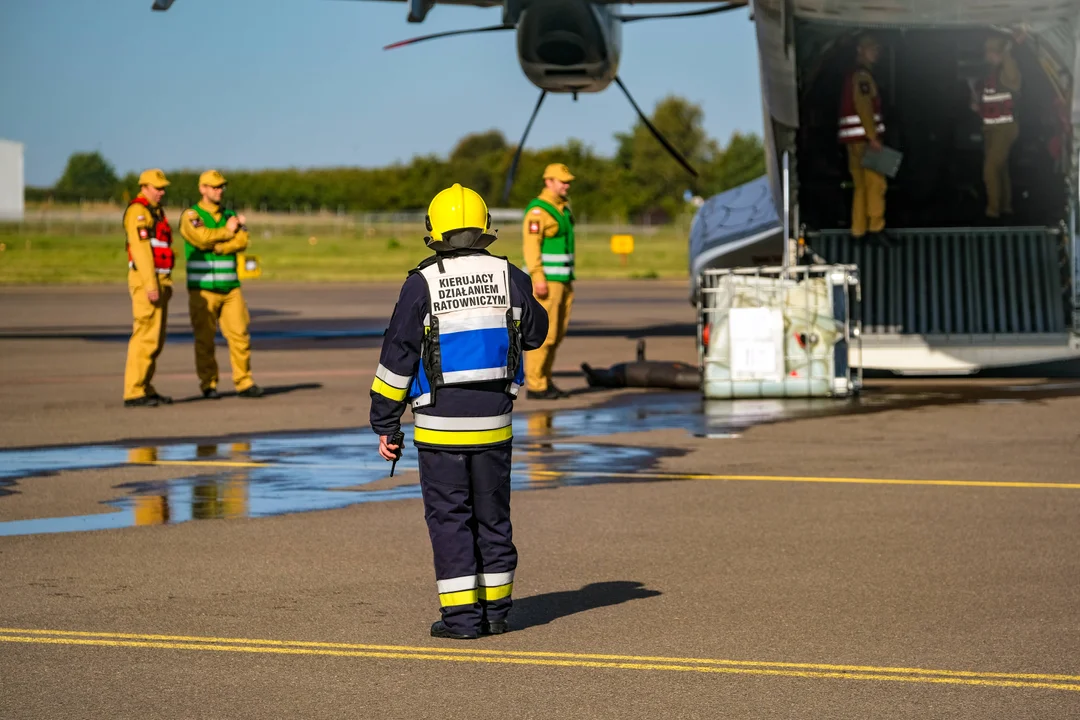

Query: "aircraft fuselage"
<box><xmin>516</xmin><ymin>0</ymin><xmax>622</xmax><ymax>94</ymax></box>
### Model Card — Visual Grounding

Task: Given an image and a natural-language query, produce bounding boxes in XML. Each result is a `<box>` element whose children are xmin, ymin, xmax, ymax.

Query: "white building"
<box><xmin>0</xmin><ymin>139</ymin><xmax>25</xmax><ymax>221</ymax></box>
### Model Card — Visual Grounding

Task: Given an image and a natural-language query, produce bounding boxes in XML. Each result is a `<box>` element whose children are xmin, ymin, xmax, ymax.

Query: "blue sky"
<box><xmin>0</xmin><ymin>0</ymin><xmax>763</xmax><ymax>186</ymax></box>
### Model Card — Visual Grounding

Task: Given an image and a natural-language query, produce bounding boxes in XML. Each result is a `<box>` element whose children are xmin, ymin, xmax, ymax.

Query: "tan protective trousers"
<box><xmin>188</xmin><ymin>287</ymin><xmax>254</xmax><ymax>393</ymax></box>
<box><xmin>847</xmin><ymin>142</ymin><xmax>887</xmax><ymax>237</ymax></box>
<box><xmin>525</xmin><ymin>280</ymin><xmax>574</xmax><ymax>392</ymax></box>
<box><xmin>984</xmin><ymin>122</ymin><xmax>1019</xmax><ymax>218</ymax></box>
<box><xmin>123</xmin><ymin>270</ymin><xmax>172</xmax><ymax>400</ymax></box>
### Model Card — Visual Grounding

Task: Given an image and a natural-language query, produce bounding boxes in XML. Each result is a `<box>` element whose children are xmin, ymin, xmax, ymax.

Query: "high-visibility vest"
<box><xmin>526</xmin><ymin>197</ymin><xmax>575</xmax><ymax>282</ymax></box>
<box><xmin>185</xmin><ymin>204</ymin><xmax>241</xmax><ymax>292</ymax></box>
<box><xmin>837</xmin><ymin>68</ymin><xmax>885</xmax><ymax>143</ymax></box>
<box><xmin>405</xmin><ymin>253</ymin><xmax>525</xmax><ymax>409</ymax></box>
<box><xmin>981</xmin><ymin>68</ymin><xmax>1016</xmax><ymax>126</ymax></box>
<box><xmin>125</xmin><ymin>196</ymin><xmax>174</xmax><ymax>274</ymax></box>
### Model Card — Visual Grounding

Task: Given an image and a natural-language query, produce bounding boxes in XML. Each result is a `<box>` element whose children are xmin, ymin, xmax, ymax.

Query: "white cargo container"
<box><xmin>696</xmin><ymin>265</ymin><xmax>863</xmax><ymax>399</ymax></box>
<box><xmin>0</xmin><ymin>139</ymin><xmax>25</xmax><ymax>221</ymax></box>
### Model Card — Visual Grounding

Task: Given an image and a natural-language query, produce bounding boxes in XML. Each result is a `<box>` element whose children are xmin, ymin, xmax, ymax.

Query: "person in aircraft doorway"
<box><xmin>838</xmin><ymin>33</ymin><xmax>895</xmax><ymax>249</ymax></box>
<box><xmin>369</xmin><ymin>183</ymin><xmax>549</xmax><ymax>639</ymax></box>
<box><xmin>974</xmin><ymin>34</ymin><xmax>1022</xmax><ymax>224</ymax></box>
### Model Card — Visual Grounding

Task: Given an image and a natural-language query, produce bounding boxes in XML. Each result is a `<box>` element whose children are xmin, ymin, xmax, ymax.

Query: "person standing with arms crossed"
<box><xmin>123</xmin><ymin>169</ymin><xmax>175</xmax><ymax>408</ymax></box>
<box><xmin>178</xmin><ymin>170</ymin><xmax>263</xmax><ymax>399</ymax></box>
<box><xmin>522</xmin><ymin>163</ymin><xmax>576</xmax><ymax>399</ymax></box>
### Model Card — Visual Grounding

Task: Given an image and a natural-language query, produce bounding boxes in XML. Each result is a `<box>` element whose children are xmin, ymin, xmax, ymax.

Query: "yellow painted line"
<box><xmin>1</xmin><ymin>628</ymin><xmax>1078</xmax><ymax>691</ymax></box>
<box><xmin>527</xmin><ymin>470</ymin><xmax>1080</xmax><ymax>491</ymax></box>
<box><xmin>129</xmin><ymin>460</ymin><xmax>267</xmax><ymax>468</ymax></box>
<box><xmin>123</xmin><ymin>461</ymin><xmax>1080</xmax><ymax>490</ymax></box>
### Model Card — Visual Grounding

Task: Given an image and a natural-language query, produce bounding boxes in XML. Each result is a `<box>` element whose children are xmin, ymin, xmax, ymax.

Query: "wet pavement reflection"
<box><xmin>2</xmin><ymin>382</ymin><xmax>1079</xmax><ymax>536</ymax></box>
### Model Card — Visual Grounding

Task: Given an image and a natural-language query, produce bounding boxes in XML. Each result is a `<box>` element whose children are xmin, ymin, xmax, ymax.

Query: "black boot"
<box><xmin>202</xmin><ymin>387</ymin><xmax>221</xmax><ymax>400</ymax></box>
<box><xmin>124</xmin><ymin>395</ymin><xmax>159</xmax><ymax>408</ymax></box>
<box><xmin>238</xmin><ymin>384</ymin><xmax>264</xmax><ymax>398</ymax></box>
<box><xmin>480</xmin><ymin>620</ymin><xmax>510</xmax><ymax>636</ymax></box>
<box><xmin>430</xmin><ymin>621</ymin><xmax>478</xmax><ymax>640</ymax></box>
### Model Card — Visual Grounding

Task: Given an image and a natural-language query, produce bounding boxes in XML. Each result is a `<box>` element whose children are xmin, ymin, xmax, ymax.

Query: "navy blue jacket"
<box><xmin>370</xmin><ymin>249</ymin><xmax>548</xmax><ymax>451</ymax></box>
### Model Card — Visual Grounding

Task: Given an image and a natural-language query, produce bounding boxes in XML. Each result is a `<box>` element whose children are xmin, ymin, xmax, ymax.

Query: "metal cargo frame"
<box><xmin>696</xmin><ymin>264</ymin><xmax>863</xmax><ymax>398</ymax></box>
<box><xmin>808</xmin><ymin>228</ymin><xmax>1072</xmax><ymax>336</ymax></box>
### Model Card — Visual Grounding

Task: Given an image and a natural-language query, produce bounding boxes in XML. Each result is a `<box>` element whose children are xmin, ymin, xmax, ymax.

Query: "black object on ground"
<box><xmin>581</xmin><ymin>340</ymin><xmax>701</xmax><ymax>390</ymax></box>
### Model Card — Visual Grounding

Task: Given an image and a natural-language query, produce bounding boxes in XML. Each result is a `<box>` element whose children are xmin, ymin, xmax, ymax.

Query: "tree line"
<box><xmin>29</xmin><ymin>96</ymin><xmax>765</xmax><ymax>222</ymax></box>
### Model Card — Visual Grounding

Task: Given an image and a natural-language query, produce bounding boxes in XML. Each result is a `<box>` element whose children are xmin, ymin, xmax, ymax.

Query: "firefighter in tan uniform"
<box><xmin>178</xmin><ymin>170</ymin><xmax>263</xmax><ymax>399</ymax></box>
<box><xmin>123</xmin><ymin>169</ymin><xmax>175</xmax><ymax>408</ymax></box>
<box><xmin>523</xmin><ymin>163</ymin><xmax>576</xmax><ymax>400</ymax></box>
<box><xmin>976</xmin><ymin>35</ymin><xmax>1022</xmax><ymax>222</ymax></box>
<box><xmin>838</xmin><ymin>34</ymin><xmax>891</xmax><ymax>247</ymax></box>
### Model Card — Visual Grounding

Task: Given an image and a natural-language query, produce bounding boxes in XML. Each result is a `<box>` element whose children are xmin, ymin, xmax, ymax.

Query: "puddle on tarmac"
<box><xmin>1</xmin><ymin>382</ymin><xmax>1078</xmax><ymax>536</ymax></box>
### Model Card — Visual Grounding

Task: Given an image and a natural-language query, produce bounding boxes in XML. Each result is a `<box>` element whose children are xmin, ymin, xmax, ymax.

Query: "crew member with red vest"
<box><xmin>838</xmin><ymin>33</ymin><xmax>889</xmax><ymax>246</ymax></box>
<box><xmin>977</xmin><ymin>35</ymin><xmax>1022</xmax><ymax>221</ymax></box>
<box><xmin>123</xmin><ymin>168</ymin><xmax>174</xmax><ymax>407</ymax></box>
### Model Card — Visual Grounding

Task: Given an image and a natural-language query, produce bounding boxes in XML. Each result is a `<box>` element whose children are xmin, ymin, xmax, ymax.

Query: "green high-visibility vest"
<box><xmin>526</xmin><ymin>197</ymin><xmax>575</xmax><ymax>282</ymax></box>
<box><xmin>185</xmin><ymin>204</ymin><xmax>240</xmax><ymax>292</ymax></box>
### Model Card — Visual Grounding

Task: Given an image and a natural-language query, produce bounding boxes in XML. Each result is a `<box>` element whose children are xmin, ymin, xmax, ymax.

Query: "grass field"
<box><xmin>0</xmin><ymin>225</ymin><xmax>689</xmax><ymax>284</ymax></box>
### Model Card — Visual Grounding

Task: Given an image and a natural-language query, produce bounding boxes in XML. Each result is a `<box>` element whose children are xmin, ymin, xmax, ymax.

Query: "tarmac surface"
<box><xmin>2</xmin><ymin>281</ymin><xmax>1080</xmax><ymax>718</ymax></box>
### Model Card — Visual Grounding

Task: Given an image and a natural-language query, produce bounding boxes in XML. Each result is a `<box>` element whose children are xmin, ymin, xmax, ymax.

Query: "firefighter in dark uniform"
<box><xmin>976</xmin><ymin>34</ymin><xmax>1022</xmax><ymax>222</ymax></box>
<box><xmin>838</xmin><ymin>34</ymin><xmax>891</xmax><ymax>247</ymax></box>
<box><xmin>122</xmin><ymin>168</ymin><xmax>175</xmax><ymax>407</ymax></box>
<box><xmin>370</xmin><ymin>184</ymin><xmax>549</xmax><ymax>639</ymax></box>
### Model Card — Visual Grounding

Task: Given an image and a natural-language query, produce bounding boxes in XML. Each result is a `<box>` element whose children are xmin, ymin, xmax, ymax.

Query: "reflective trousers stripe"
<box><xmin>478</xmin><ymin>570</ymin><xmax>514</xmax><ymax>601</ymax></box>
<box><xmin>478</xmin><ymin>583</ymin><xmax>513</xmax><ymax>601</ymax></box>
<box><xmin>436</xmin><ymin>575</ymin><xmax>477</xmax><ymax>593</ymax></box>
<box><xmin>413</xmin><ymin>425</ymin><xmax>512</xmax><ymax>446</ymax></box>
<box><xmin>371</xmin><ymin>376</ymin><xmax>408</xmax><ymax>402</ymax></box>
<box><xmin>439</xmin><ymin>589</ymin><xmax>479</xmax><ymax>607</ymax></box>
<box><xmin>984</xmin><ymin>115</ymin><xmax>1015</xmax><ymax>125</ymax></box>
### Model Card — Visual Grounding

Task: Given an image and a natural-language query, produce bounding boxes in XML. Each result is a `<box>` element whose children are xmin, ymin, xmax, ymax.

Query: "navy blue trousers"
<box><xmin>418</xmin><ymin>445</ymin><xmax>517</xmax><ymax>635</ymax></box>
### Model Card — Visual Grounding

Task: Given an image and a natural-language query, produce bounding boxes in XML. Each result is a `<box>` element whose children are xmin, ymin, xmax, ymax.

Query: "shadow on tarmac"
<box><xmin>173</xmin><ymin>383</ymin><xmax>323</xmax><ymax>403</ymax></box>
<box><xmin>511</xmin><ymin>581</ymin><xmax>662</xmax><ymax>630</ymax></box>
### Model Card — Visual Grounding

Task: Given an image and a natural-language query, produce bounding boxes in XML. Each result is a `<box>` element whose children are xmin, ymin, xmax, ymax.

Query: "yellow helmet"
<box><xmin>425</xmin><ymin>183</ymin><xmax>496</xmax><ymax>251</ymax></box>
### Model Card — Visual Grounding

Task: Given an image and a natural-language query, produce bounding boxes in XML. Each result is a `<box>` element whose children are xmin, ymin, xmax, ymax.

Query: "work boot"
<box><xmin>124</xmin><ymin>395</ymin><xmax>159</xmax><ymax>408</ymax></box>
<box><xmin>430</xmin><ymin>621</ymin><xmax>478</xmax><ymax>640</ymax></box>
<box><xmin>238</xmin><ymin>385</ymin><xmax>264</xmax><ymax>398</ymax></box>
<box><xmin>526</xmin><ymin>387</ymin><xmax>561</xmax><ymax>400</ymax></box>
<box><xmin>480</xmin><ymin>620</ymin><xmax>510</xmax><ymax>636</ymax></box>
<box><xmin>202</xmin><ymin>388</ymin><xmax>221</xmax><ymax>400</ymax></box>
<box><xmin>149</xmin><ymin>393</ymin><xmax>173</xmax><ymax>405</ymax></box>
